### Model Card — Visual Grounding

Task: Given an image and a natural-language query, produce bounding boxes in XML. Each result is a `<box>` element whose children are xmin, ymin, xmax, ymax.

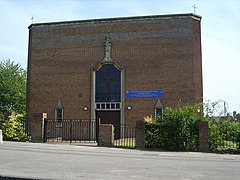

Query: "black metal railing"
<box><xmin>44</xmin><ymin>119</ymin><xmax>97</xmax><ymax>144</ymax></box>
<box><xmin>209</xmin><ymin>123</ymin><xmax>240</xmax><ymax>153</ymax></box>
<box><xmin>113</xmin><ymin>125</ymin><xmax>136</xmax><ymax>148</ymax></box>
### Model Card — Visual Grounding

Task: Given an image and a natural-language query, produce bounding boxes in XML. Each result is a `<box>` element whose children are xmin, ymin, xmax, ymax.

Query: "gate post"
<box><xmin>135</xmin><ymin>121</ymin><xmax>145</xmax><ymax>149</ymax></box>
<box><xmin>43</xmin><ymin>118</ymin><xmax>48</xmax><ymax>143</ymax></box>
<box><xmin>98</xmin><ymin>124</ymin><xmax>114</xmax><ymax>147</ymax></box>
<box><xmin>28</xmin><ymin>113</ymin><xmax>47</xmax><ymax>142</ymax></box>
<box><xmin>199</xmin><ymin>121</ymin><xmax>209</xmax><ymax>152</ymax></box>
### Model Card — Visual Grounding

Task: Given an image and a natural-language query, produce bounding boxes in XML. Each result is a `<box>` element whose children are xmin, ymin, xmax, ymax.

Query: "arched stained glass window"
<box><xmin>96</xmin><ymin>64</ymin><xmax>121</xmax><ymax>102</ymax></box>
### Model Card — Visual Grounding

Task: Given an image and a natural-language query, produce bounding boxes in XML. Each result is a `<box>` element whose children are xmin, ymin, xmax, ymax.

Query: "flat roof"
<box><xmin>28</xmin><ymin>13</ymin><xmax>201</xmax><ymax>29</ymax></box>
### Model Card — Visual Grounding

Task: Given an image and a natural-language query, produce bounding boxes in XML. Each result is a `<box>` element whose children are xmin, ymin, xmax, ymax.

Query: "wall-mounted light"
<box><xmin>78</xmin><ymin>92</ymin><xmax>82</xmax><ymax>98</ymax></box>
<box><xmin>127</xmin><ymin>105</ymin><xmax>132</xmax><ymax>110</ymax></box>
<box><xmin>83</xmin><ymin>106</ymin><xmax>88</xmax><ymax>111</ymax></box>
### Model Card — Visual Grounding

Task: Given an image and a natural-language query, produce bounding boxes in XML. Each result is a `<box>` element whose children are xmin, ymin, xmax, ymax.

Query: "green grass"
<box><xmin>114</xmin><ymin>138</ymin><xmax>136</xmax><ymax>148</ymax></box>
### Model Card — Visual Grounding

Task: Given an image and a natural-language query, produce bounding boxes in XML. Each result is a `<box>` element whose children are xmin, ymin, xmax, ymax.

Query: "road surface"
<box><xmin>0</xmin><ymin>142</ymin><xmax>240</xmax><ymax>179</ymax></box>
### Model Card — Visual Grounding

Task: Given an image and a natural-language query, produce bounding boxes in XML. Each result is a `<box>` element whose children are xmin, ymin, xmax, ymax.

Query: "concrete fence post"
<box><xmin>199</xmin><ymin>121</ymin><xmax>209</xmax><ymax>152</ymax></box>
<box><xmin>0</xmin><ymin>130</ymin><xmax>3</xmax><ymax>144</ymax></box>
<box><xmin>43</xmin><ymin>118</ymin><xmax>48</xmax><ymax>143</ymax></box>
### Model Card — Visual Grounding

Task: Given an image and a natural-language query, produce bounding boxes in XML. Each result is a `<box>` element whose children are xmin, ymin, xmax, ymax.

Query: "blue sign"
<box><xmin>125</xmin><ymin>90</ymin><xmax>164</xmax><ymax>98</ymax></box>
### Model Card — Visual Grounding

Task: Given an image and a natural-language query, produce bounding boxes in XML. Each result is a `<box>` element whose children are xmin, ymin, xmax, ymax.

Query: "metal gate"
<box><xmin>113</xmin><ymin>125</ymin><xmax>136</xmax><ymax>148</ymax></box>
<box><xmin>43</xmin><ymin>119</ymin><xmax>97</xmax><ymax>144</ymax></box>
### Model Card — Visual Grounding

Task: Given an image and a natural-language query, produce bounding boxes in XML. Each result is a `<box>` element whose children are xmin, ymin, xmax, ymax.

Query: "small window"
<box><xmin>155</xmin><ymin>108</ymin><xmax>163</xmax><ymax>117</ymax></box>
<box><xmin>116</xmin><ymin>103</ymin><xmax>120</xmax><ymax>109</ymax></box>
<box><xmin>155</xmin><ymin>99</ymin><xmax>163</xmax><ymax>119</ymax></box>
<box><xmin>55</xmin><ymin>100</ymin><xmax>64</xmax><ymax>127</ymax></box>
<box><xmin>111</xmin><ymin>104</ymin><xmax>115</xmax><ymax>109</ymax></box>
<box><xmin>96</xmin><ymin>104</ymin><xmax>101</xmax><ymax>109</ymax></box>
<box><xmin>55</xmin><ymin>108</ymin><xmax>63</xmax><ymax>127</ymax></box>
<box><xmin>101</xmin><ymin>104</ymin><xmax>106</xmax><ymax>109</ymax></box>
<box><xmin>56</xmin><ymin>109</ymin><xmax>63</xmax><ymax>121</ymax></box>
<box><xmin>106</xmin><ymin>103</ymin><xmax>110</xmax><ymax>109</ymax></box>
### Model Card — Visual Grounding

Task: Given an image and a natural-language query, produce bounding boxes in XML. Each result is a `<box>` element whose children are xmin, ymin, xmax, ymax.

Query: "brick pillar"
<box><xmin>28</xmin><ymin>113</ymin><xmax>47</xmax><ymax>142</ymax></box>
<box><xmin>199</xmin><ymin>121</ymin><xmax>209</xmax><ymax>152</ymax></box>
<box><xmin>135</xmin><ymin>121</ymin><xmax>145</xmax><ymax>149</ymax></box>
<box><xmin>98</xmin><ymin>124</ymin><xmax>114</xmax><ymax>147</ymax></box>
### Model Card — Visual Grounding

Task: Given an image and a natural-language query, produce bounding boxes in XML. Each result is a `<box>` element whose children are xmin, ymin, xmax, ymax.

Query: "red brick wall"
<box><xmin>192</xmin><ymin>19</ymin><xmax>203</xmax><ymax>104</ymax></box>
<box><xmin>27</xmin><ymin>14</ymin><xmax>202</xmax><ymax>129</ymax></box>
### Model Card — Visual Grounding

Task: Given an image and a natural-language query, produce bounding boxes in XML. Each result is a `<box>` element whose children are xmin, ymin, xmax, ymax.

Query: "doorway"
<box><xmin>96</xmin><ymin>111</ymin><xmax>120</xmax><ymax>139</ymax></box>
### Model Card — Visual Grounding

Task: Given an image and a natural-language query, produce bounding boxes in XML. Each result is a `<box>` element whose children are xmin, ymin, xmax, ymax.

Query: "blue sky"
<box><xmin>0</xmin><ymin>0</ymin><xmax>239</xmax><ymax>113</ymax></box>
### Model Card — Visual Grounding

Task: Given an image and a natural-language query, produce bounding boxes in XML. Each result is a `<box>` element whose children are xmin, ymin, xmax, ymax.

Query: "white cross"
<box><xmin>192</xmin><ymin>4</ymin><xmax>197</xmax><ymax>14</ymax></box>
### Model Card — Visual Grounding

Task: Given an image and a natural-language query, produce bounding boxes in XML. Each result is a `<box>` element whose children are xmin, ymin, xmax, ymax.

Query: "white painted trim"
<box><xmin>91</xmin><ymin>62</ymin><xmax>124</xmax><ymax>138</ymax></box>
<box><xmin>91</xmin><ymin>71</ymin><xmax>96</xmax><ymax>139</ymax></box>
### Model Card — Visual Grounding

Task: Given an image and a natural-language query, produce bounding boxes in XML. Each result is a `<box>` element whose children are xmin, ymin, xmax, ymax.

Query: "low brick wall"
<box><xmin>135</xmin><ymin>121</ymin><xmax>210</xmax><ymax>151</ymax></box>
<box><xmin>98</xmin><ymin>124</ymin><xmax>114</xmax><ymax>147</ymax></box>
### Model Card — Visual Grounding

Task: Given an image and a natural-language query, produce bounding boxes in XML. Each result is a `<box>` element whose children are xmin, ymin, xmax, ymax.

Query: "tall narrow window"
<box><xmin>96</xmin><ymin>64</ymin><xmax>121</xmax><ymax>102</ymax></box>
<box><xmin>55</xmin><ymin>100</ymin><xmax>63</xmax><ymax>127</ymax></box>
<box><xmin>155</xmin><ymin>99</ymin><xmax>163</xmax><ymax>119</ymax></box>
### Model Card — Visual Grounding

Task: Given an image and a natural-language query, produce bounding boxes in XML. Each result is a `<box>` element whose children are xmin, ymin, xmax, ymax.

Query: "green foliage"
<box><xmin>204</xmin><ymin>99</ymin><xmax>228</xmax><ymax>117</ymax></box>
<box><xmin>1</xmin><ymin>114</ymin><xmax>28</xmax><ymax>141</ymax></box>
<box><xmin>145</xmin><ymin>123</ymin><xmax>165</xmax><ymax>149</ymax></box>
<box><xmin>208</xmin><ymin>118</ymin><xmax>240</xmax><ymax>151</ymax></box>
<box><xmin>0</xmin><ymin>113</ymin><xmax>4</xmax><ymax>120</ymax></box>
<box><xmin>145</xmin><ymin>104</ymin><xmax>203</xmax><ymax>151</ymax></box>
<box><xmin>143</xmin><ymin>115</ymin><xmax>156</xmax><ymax>124</ymax></box>
<box><xmin>144</xmin><ymin>101</ymin><xmax>240</xmax><ymax>153</ymax></box>
<box><xmin>0</xmin><ymin>59</ymin><xmax>27</xmax><ymax>116</ymax></box>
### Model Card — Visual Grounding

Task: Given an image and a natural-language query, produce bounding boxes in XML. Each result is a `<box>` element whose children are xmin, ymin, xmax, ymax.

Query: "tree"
<box><xmin>1</xmin><ymin>114</ymin><xmax>28</xmax><ymax>141</ymax></box>
<box><xmin>204</xmin><ymin>99</ymin><xmax>229</xmax><ymax>117</ymax></box>
<box><xmin>0</xmin><ymin>59</ymin><xmax>27</xmax><ymax>116</ymax></box>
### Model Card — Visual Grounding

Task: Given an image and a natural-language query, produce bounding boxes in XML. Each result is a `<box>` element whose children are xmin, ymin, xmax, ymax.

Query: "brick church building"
<box><xmin>27</xmin><ymin>13</ymin><xmax>202</xmax><ymax>142</ymax></box>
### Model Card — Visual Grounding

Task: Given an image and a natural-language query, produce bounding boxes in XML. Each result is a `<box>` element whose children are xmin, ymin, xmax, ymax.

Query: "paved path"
<box><xmin>0</xmin><ymin>142</ymin><xmax>240</xmax><ymax>180</ymax></box>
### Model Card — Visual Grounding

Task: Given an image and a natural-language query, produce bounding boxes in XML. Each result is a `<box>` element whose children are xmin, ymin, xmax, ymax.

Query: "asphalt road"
<box><xmin>0</xmin><ymin>142</ymin><xmax>240</xmax><ymax>180</ymax></box>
